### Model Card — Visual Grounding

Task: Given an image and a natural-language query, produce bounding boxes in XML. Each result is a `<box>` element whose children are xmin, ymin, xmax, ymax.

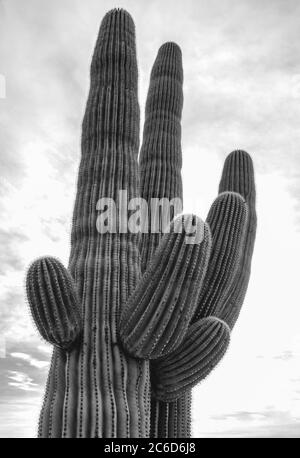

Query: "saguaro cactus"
<box><xmin>26</xmin><ymin>8</ymin><xmax>256</xmax><ymax>438</ymax></box>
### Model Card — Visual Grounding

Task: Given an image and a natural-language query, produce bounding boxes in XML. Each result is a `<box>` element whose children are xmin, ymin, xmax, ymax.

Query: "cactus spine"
<box><xmin>26</xmin><ymin>9</ymin><xmax>256</xmax><ymax>438</ymax></box>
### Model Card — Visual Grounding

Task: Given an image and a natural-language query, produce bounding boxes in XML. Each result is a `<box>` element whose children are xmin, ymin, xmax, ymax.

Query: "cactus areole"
<box><xmin>26</xmin><ymin>9</ymin><xmax>256</xmax><ymax>438</ymax></box>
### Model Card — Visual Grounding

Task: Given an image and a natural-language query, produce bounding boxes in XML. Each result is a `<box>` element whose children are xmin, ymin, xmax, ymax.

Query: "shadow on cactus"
<box><xmin>25</xmin><ymin>8</ymin><xmax>256</xmax><ymax>438</ymax></box>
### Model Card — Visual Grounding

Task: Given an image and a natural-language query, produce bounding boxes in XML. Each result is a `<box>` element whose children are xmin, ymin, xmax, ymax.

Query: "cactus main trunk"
<box><xmin>37</xmin><ymin>9</ymin><xmax>150</xmax><ymax>438</ymax></box>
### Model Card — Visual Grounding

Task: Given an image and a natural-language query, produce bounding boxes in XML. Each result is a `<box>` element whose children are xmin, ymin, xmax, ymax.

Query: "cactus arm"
<box><xmin>150</xmin><ymin>151</ymin><xmax>256</xmax><ymax>431</ymax></box>
<box><xmin>142</xmin><ymin>157</ymin><xmax>255</xmax><ymax>436</ymax></box>
<box><xmin>139</xmin><ymin>43</ymin><xmax>191</xmax><ymax>437</ymax></box>
<box><xmin>150</xmin><ymin>189</ymin><xmax>248</xmax><ymax>401</ymax></box>
<box><xmin>218</xmin><ymin>150</ymin><xmax>257</xmax><ymax>327</ymax></box>
<box><xmin>193</xmin><ymin>190</ymin><xmax>249</xmax><ymax>321</ymax></box>
<box><xmin>26</xmin><ymin>257</ymin><xmax>81</xmax><ymax>350</ymax></box>
<box><xmin>139</xmin><ymin>41</ymin><xmax>190</xmax><ymax>437</ymax></box>
<box><xmin>139</xmin><ymin>41</ymin><xmax>183</xmax><ymax>271</ymax></box>
<box><xmin>152</xmin><ymin>317</ymin><xmax>230</xmax><ymax>401</ymax></box>
<box><xmin>120</xmin><ymin>215</ymin><xmax>211</xmax><ymax>359</ymax></box>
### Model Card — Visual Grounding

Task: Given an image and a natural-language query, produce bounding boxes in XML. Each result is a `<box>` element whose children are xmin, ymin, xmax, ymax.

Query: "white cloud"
<box><xmin>7</xmin><ymin>371</ymin><xmax>38</xmax><ymax>392</ymax></box>
<box><xmin>10</xmin><ymin>353</ymin><xmax>49</xmax><ymax>369</ymax></box>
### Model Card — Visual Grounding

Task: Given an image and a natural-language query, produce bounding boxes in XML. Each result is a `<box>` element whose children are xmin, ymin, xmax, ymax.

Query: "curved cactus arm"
<box><xmin>193</xmin><ymin>190</ymin><xmax>248</xmax><ymax>321</ymax></box>
<box><xmin>218</xmin><ymin>150</ymin><xmax>257</xmax><ymax>327</ymax></box>
<box><xmin>26</xmin><ymin>257</ymin><xmax>82</xmax><ymax>350</ymax></box>
<box><xmin>120</xmin><ymin>215</ymin><xmax>211</xmax><ymax>360</ymax></box>
<box><xmin>191</xmin><ymin>151</ymin><xmax>256</xmax><ymax>329</ymax></box>
<box><xmin>150</xmin><ymin>178</ymin><xmax>249</xmax><ymax>400</ymax></box>
<box><xmin>152</xmin><ymin>317</ymin><xmax>230</xmax><ymax>402</ymax></box>
<box><xmin>149</xmin><ymin>174</ymin><xmax>250</xmax><ymax>417</ymax></box>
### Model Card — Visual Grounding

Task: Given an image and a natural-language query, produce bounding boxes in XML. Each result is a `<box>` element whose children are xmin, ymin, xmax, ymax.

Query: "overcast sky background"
<box><xmin>1</xmin><ymin>0</ymin><xmax>300</xmax><ymax>437</ymax></box>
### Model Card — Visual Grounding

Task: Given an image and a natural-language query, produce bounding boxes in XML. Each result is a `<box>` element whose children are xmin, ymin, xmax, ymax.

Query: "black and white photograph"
<box><xmin>0</xmin><ymin>0</ymin><xmax>299</xmax><ymax>442</ymax></box>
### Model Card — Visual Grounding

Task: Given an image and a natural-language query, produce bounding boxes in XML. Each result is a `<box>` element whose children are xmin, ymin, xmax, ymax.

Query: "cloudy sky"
<box><xmin>1</xmin><ymin>0</ymin><xmax>300</xmax><ymax>438</ymax></box>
